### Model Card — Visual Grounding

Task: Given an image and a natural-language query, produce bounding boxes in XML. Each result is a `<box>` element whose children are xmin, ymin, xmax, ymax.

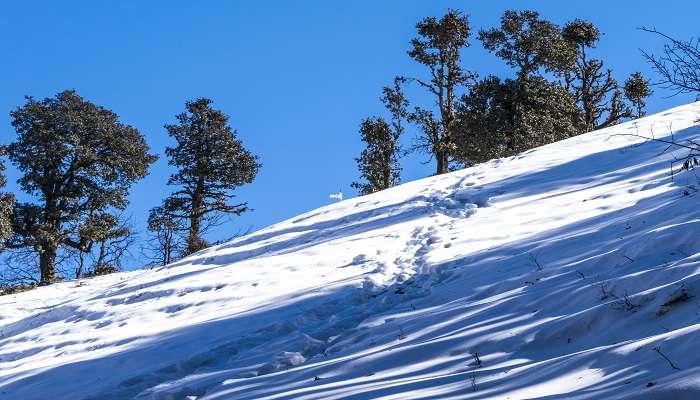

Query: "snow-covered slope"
<box><xmin>3</xmin><ymin>103</ymin><xmax>700</xmax><ymax>400</ymax></box>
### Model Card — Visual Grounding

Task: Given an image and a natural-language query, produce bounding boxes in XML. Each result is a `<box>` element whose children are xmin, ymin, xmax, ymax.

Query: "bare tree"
<box><xmin>144</xmin><ymin>206</ymin><xmax>186</xmax><ymax>266</ymax></box>
<box><xmin>642</xmin><ymin>28</ymin><xmax>700</xmax><ymax>97</ymax></box>
<box><xmin>612</xmin><ymin>122</ymin><xmax>700</xmax><ymax>178</ymax></box>
<box><xmin>1</xmin><ymin>248</ymin><xmax>40</xmax><ymax>287</ymax></box>
<box><xmin>73</xmin><ymin>215</ymin><xmax>136</xmax><ymax>278</ymax></box>
<box><xmin>89</xmin><ymin>222</ymin><xmax>136</xmax><ymax>276</ymax></box>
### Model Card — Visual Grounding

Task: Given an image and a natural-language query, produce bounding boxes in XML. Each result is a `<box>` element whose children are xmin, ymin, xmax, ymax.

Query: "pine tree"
<box><xmin>0</xmin><ymin>150</ymin><xmax>13</xmax><ymax>249</ymax></box>
<box><xmin>163</xmin><ymin>98</ymin><xmax>261</xmax><ymax>255</ymax></box>
<box><xmin>624</xmin><ymin>72</ymin><xmax>652</xmax><ymax>119</ymax></box>
<box><xmin>478</xmin><ymin>10</ymin><xmax>575</xmax><ymax>80</ymax></box>
<box><xmin>456</xmin><ymin>75</ymin><xmax>580</xmax><ymax>164</ymax></box>
<box><xmin>352</xmin><ymin>77</ymin><xmax>407</xmax><ymax>195</ymax></box>
<box><xmin>351</xmin><ymin>118</ymin><xmax>400</xmax><ymax>195</ymax></box>
<box><xmin>382</xmin><ymin>77</ymin><xmax>409</xmax><ymax>144</ymax></box>
<box><xmin>455</xmin><ymin>10</ymin><xmax>580</xmax><ymax>165</ymax></box>
<box><xmin>454</xmin><ymin>76</ymin><xmax>507</xmax><ymax>164</ymax></box>
<box><xmin>6</xmin><ymin>90</ymin><xmax>156</xmax><ymax>284</ymax></box>
<box><xmin>561</xmin><ymin>19</ymin><xmax>632</xmax><ymax>131</ymax></box>
<box><xmin>406</xmin><ymin>9</ymin><xmax>474</xmax><ymax>175</ymax></box>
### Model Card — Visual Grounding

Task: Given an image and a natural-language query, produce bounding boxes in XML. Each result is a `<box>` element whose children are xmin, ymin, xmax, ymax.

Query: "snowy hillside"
<box><xmin>2</xmin><ymin>103</ymin><xmax>700</xmax><ymax>400</ymax></box>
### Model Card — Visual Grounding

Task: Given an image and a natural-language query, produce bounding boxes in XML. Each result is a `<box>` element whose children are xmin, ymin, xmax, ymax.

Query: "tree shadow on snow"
<box><xmin>3</xmin><ymin>121</ymin><xmax>700</xmax><ymax>399</ymax></box>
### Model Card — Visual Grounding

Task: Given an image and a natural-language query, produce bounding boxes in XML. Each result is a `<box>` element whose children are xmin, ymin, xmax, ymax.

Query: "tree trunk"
<box><xmin>383</xmin><ymin>152</ymin><xmax>391</xmax><ymax>190</ymax></box>
<box><xmin>95</xmin><ymin>241</ymin><xmax>107</xmax><ymax>270</ymax></box>
<box><xmin>435</xmin><ymin>150</ymin><xmax>449</xmax><ymax>175</ymax></box>
<box><xmin>187</xmin><ymin>214</ymin><xmax>202</xmax><ymax>255</ymax></box>
<box><xmin>39</xmin><ymin>243</ymin><xmax>58</xmax><ymax>285</ymax></box>
<box><xmin>164</xmin><ymin>234</ymin><xmax>172</xmax><ymax>266</ymax></box>
<box><xmin>75</xmin><ymin>250</ymin><xmax>86</xmax><ymax>279</ymax></box>
<box><xmin>187</xmin><ymin>188</ymin><xmax>204</xmax><ymax>255</ymax></box>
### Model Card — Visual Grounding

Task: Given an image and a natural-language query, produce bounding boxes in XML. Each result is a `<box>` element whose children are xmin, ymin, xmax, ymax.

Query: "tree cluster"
<box><xmin>353</xmin><ymin>9</ymin><xmax>653</xmax><ymax>191</ymax></box>
<box><xmin>1</xmin><ymin>91</ymin><xmax>260</xmax><ymax>286</ymax></box>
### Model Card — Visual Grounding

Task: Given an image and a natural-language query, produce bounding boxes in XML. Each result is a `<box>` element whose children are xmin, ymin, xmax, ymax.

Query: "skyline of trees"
<box><xmin>353</xmin><ymin>8</ymin><xmax>655</xmax><ymax>186</ymax></box>
<box><xmin>0</xmin><ymin>93</ymin><xmax>261</xmax><ymax>285</ymax></box>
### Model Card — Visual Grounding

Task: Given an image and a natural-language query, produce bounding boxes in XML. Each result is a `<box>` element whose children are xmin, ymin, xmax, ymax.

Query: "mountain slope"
<box><xmin>2</xmin><ymin>103</ymin><xmax>700</xmax><ymax>400</ymax></box>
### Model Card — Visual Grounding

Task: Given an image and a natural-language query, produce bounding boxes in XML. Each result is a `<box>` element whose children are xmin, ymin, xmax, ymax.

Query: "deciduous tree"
<box><xmin>145</xmin><ymin>206</ymin><xmax>185</xmax><ymax>266</ymax></box>
<box><xmin>642</xmin><ymin>28</ymin><xmax>700</xmax><ymax>97</ymax></box>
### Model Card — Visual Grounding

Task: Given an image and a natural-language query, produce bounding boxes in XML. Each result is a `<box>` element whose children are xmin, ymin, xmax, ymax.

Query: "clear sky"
<box><xmin>1</xmin><ymin>1</ymin><xmax>698</xmax><ymax>253</ymax></box>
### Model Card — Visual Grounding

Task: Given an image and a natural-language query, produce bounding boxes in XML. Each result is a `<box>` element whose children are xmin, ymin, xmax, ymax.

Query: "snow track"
<box><xmin>2</xmin><ymin>103</ymin><xmax>700</xmax><ymax>399</ymax></box>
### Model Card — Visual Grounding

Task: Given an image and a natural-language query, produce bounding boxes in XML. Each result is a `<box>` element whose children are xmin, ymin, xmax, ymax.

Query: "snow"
<box><xmin>2</xmin><ymin>102</ymin><xmax>700</xmax><ymax>399</ymax></box>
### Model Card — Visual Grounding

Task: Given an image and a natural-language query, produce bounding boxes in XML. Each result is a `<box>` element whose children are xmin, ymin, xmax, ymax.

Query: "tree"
<box><xmin>454</xmin><ymin>76</ymin><xmax>507</xmax><ymax>164</ymax></box>
<box><xmin>479</xmin><ymin>10</ymin><xmax>575</xmax><ymax>80</ymax></box>
<box><xmin>90</xmin><ymin>216</ymin><xmax>134</xmax><ymax>276</ymax></box>
<box><xmin>163</xmin><ymin>98</ymin><xmax>261</xmax><ymax>255</ymax></box>
<box><xmin>351</xmin><ymin>118</ymin><xmax>400</xmax><ymax>195</ymax></box>
<box><xmin>455</xmin><ymin>75</ymin><xmax>580</xmax><ymax>164</ymax></box>
<box><xmin>74</xmin><ymin>214</ymin><xmax>135</xmax><ymax>278</ymax></box>
<box><xmin>352</xmin><ymin>77</ymin><xmax>408</xmax><ymax>195</ymax></box>
<box><xmin>145</xmin><ymin>206</ymin><xmax>185</xmax><ymax>266</ymax></box>
<box><xmin>641</xmin><ymin>28</ymin><xmax>700</xmax><ymax>97</ymax></box>
<box><xmin>6</xmin><ymin>90</ymin><xmax>156</xmax><ymax>284</ymax></box>
<box><xmin>561</xmin><ymin>19</ymin><xmax>632</xmax><ymax>131</ymax></box>
<box><xmin>624</xmin><ymin>72</ymin><xmax>652</xmax><ymax>119</ymax></box>
<box><xmin>0</xmin><ymin>151</ymin><xmax>13</xmax><ymax>249</ymax></box>
<box><xmin>381</xmin><ymin>77</ymin><xmax>409</xmax><ymax>145</ymax></box>
<box><xmin>455</xmin><ymin>10</ymin><xmax>580</xmax><ymax>165</ymax></box>
<box><xmin>406</xmin><ymin>9</ymin><xmax>474</xmax><ymax>174</ymax></box>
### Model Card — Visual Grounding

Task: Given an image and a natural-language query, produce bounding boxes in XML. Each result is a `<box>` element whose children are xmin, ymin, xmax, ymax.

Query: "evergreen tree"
<box><xmin>0</xmin><ymin>151</ymin><xmax>13</xmax><ymax>249</ymax></box>
<box><xmin>352</xmin><ymin>77</ymin><xmax>407</xmax><ymax>195</ymax></box>
<box><xmin>6</xmin><ymin>90</ymin><xmax>156</xmax><ymax>284</ymax></box>
<box><xmin>624</xmin><ymin>72</ymin><xmax>652</xmax><ymax>118</ymax></box>
<box><xmin>455</xmin><ymin>10</ymin><xmax>580</xmax><ymax>165</ymax></box>
<box><xmin>454</xmin><ymin>76</ymin><xmax>507</xmax><ymax>164</ymax></box>
<box><xmin>163</xmin><ymin>98</ymin><xmax>261</xmax><ymax>255</ymax></box>
<box><xmin>406</xmin><ymin>9</ymin><xmax>474</xmax><ymax>175</ymax></box>
<box><xmin>351</xmin><ymin>118</ymin><xmax>400</xmax><ymax>195</ymax></box>
<box><xmin>478</xmin><ymin>10</ymin><xmax>575</xmax><ymax>80</ymax></box>
<box><xmin>456</xmin><ymin>75</ymin><xmax>580</xmax><ymax>164</ymax></box>
<box><xmin>561</xmin><ymin>19</ymin><xmax>632</xmax><ymax>131</ymax></box>
<box><xmin>381</xmin><ymin>77</ymin><xmax>409</xmax><ymax>145</ymax></box>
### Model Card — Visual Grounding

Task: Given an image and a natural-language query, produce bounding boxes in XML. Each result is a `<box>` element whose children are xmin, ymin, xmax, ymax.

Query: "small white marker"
<box><xmin>329</xmin><ymin>191</ymin><xmax>343</xmax><ymax>202</ymax></box>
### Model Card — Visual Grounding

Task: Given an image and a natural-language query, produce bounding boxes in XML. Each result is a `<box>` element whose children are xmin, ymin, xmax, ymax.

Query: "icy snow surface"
<box><xmin>2</xmin><ymin>103</ymin><xmax>700</xmax><ymax>399</ymax></box>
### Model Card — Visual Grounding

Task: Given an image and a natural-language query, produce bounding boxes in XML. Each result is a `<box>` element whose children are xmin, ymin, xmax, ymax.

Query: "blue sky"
<box><xmin>1</xmin><ymin>1</ymin><xmax>698</xmax><ymax>252</ymax></box>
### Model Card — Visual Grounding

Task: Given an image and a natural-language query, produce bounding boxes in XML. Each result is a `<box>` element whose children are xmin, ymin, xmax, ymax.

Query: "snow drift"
<box><xmin>2</xmin><ymin>103</ymin><xmax>700</xmax><ymax>400</ymax></box>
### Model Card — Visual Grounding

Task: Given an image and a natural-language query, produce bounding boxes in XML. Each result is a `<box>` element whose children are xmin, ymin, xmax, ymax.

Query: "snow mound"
<box><xmin>2</xmin><ymin>102</ymin><xmax>700</xmax><ymax>399</ymax></box>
